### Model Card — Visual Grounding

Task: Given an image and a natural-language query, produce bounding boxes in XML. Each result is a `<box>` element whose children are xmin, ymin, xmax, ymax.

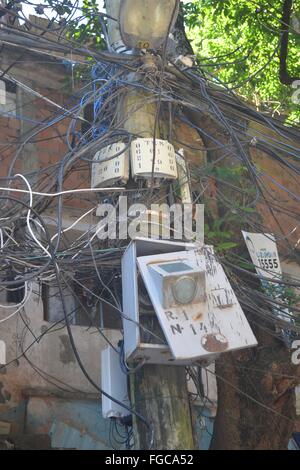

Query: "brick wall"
<box><xmin>0</xmin><ymin>48</ymin><xmax>91</xmax><ymax>213</ymax></box>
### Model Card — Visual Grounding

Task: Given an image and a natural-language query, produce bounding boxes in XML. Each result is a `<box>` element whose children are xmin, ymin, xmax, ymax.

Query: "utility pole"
<box><xmin>105</xmin><ymin>0</ymin><xmax>195</xmax><ymax>450</ymax></box>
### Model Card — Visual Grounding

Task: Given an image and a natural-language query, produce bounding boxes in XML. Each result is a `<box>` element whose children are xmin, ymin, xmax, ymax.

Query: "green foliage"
<box><xmin>38</xmin><ymin>0</ymin><xmax>105</xmax><ymax>51</ymax></box>
<box><xmin>67</xmin><ymin>0</ymin><xmax>105</xmax><ymax>50</ymax></box>
<box><xmin>36</xmin><ymin>1</ymin><xmax>299</xmax><ymax>122</ymax></box>
<box><xmin>183</xmin><ymin>0</ymin><xmax>300</xmax><ymax>123</ymax></box>
<box><xmin>205</xmin><ymin>217</ymin><xmax>238</xmax><ymax>252</ymax></box>
<box><xmin>203</xmin><ymin>164</ymin><xmax>258</xmax><ymax>253</ymax></box>
<box><xmin>283</xmin><ymin>286</ymin><xmax>300</xmax><ymax>308</ymax></box>
<box><xmin>211</xmin><ymin>164</ymin><xmax>248</xmax><ymax>181</ymax></box>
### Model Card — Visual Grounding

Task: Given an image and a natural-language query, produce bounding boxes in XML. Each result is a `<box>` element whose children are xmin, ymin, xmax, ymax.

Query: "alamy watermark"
<box><xmin>292</xmin><ymin>340</ymin><xmax>300</xmax><ymax>365</ymax></box>
<box><xmin>291</xmin><ymin>80</ymin><xmax>300</xmax><ymax>105</ymax></box>
<box><xmin>94</xmin><ymin>197</ymin><xmax>204</xmax><ymax>242</ymax></box>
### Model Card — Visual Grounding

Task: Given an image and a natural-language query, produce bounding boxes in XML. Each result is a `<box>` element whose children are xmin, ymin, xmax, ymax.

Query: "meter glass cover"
<box><xmin>172</xmin><ymin>276</ymin><xmax>197</xmax><ymax>304</ymax></box>
<box><xmin>158</xmin><ymin>262</ymin><xmax>192</xmax><ymax>274</ymax></box>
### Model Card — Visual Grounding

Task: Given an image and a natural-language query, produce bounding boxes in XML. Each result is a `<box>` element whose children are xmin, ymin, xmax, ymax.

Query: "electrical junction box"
<box><xmin>122</xmin><ymin>238</ymin><xmax>257</xmax><ymax>365</ymax></box>
<box><xmin>176</xmin><ymin>150</ymin><xmax>192</xmax><ymax>204</ymax></box>
<box><xmin>131</xmin><ymin>138</ymin><xmax>178</xmax><ymax>180</ymax></box>
<box><xmin>122</xmin><ymin>238</ymin><xmax>197</xmax><ymax>366</ymax></box>
<box><xmin>0</xmin><ymin>80</ymin><xmax>6</xmax><ymax>105</ymax></box>
<box><xmin>101</xmin><ymin>346</ymin><xmax>130</xmax><ymax>419</ymax></box>
<box><xmin>91</xmin><ymin>142</ymin><xmax>129</xmax><ymax>188</ymax></box>
<box><xmin>0</xmin><ymin>340</ymin><xmax>6</xmax><ymax>365</ymax></box>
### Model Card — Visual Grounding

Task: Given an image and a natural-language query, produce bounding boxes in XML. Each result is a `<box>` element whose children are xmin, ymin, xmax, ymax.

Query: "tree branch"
<box><xmin>279</xmin><ymin>0</ymin><xmax>299</xmax><ymax>85</ymax></box>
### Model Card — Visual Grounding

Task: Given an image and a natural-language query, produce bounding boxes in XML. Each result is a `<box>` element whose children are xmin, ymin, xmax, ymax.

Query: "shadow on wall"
<box><xmin>0</xmin><ymin>394</ymin><xmax>214</xmax><ymax>449</ymax></box>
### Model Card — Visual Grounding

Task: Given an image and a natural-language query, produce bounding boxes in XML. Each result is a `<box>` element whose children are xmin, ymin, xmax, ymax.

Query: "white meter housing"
<box><xmin>149</xmin><ymin>261</ymin><xmax>206</xmax><ymax>309</ymax></box>
<box><xmin>137</xmin><ymin>246</ymin><xmax>257</xmax><ymax>361</ymax></box>
<box><xmin>122</xmin><ymin>239</ymin><xmax>257</xmax><ymax>365</ymax></box>
<box><xmin>131</xmin><ymin>138</ymin><xmax>178</xmax><ymax>180</ymax></box>
<box><xmin>91</xmin><ymin>142</ymin><xmax>129</xmax><ymax>188</ymax></box>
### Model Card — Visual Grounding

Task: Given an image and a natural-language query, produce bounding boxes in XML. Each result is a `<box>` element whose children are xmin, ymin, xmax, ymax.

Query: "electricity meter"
<box><xmin>131</xmin><ymin>138</ymin><xmax>178</xmax><ymax>180</ymax></box>
<box><xmin>149</xmin><ymin>261</ymin><xmax>206</xmax><ymax>309</ymax></box>
<box><xmin>91</xmin><ymin>142</ymin><xmax>129</xmax><ymax>188</ymax></box>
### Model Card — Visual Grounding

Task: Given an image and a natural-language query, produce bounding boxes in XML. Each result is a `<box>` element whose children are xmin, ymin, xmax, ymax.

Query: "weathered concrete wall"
<box><xmin>0</xmin><ymin>45</ymin><xmax>121</xmax><ymax>443</ymax></box>
<box><xmin>248</xmin><ymin>120</ymin><xmax>300</xmax><ymax>253</ymax></box>
<box><xmin>0</xmin><ymin>44</ymin><xmax>91</xmax><ymax>212</ymax></box>
<box><xmin>0</xmin><ymin>283</ymin><xmax>120</xmax><ymax>430</ymax></box>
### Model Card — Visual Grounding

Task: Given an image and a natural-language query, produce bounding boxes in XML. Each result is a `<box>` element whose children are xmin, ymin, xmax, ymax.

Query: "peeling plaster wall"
<box><xmin>0</xmin><ymin>45</ymin><xmax>121</xmax><ymax>443</ymax></box>
<box><xmin>0</xmin><ymin>284</ymin><xmax>120</xmax><ymax>431</ymax></box>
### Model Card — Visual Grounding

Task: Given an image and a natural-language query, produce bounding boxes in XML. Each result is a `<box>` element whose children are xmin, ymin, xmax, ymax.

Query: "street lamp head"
<box><xmin>119</xmin><ymin>0</ymin><xmax>179</xmax><ymax>51</ymax></box>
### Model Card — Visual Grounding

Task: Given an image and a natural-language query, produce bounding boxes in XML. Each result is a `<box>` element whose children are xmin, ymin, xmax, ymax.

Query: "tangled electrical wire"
<box><xmin>0</xmin><ymin>0</ymin><xmax>299</xmax><ymax>450</ymax></box>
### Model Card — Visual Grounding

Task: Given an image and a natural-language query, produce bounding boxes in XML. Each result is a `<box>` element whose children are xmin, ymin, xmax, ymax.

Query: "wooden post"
<box><xmin>130</xmin><ymin>365</ymin><xmax>195</xmax><ymax>450</ymax></box>
<box><xmin>106</xmin><ymin>0</ymin><xmax>196</xmax><ymax>450</ymax></box>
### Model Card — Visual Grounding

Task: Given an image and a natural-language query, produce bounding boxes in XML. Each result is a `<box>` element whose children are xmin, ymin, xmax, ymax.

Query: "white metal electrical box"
<box><xmin>122</xmin><ymin>238</ymin><xmax>257</xmax><ymax>365</ymax></box>
<box><xmin>131</xmin><ymin>138</ymin><xmax>178</xmax><ymax>180</ymax></box>
<box><xmin>101</xmin><ymin>346</ymin><xmax>130</xmax><ymax>419</ymax></box>
<box><xmin>92</xmin><ymin>142</ymin><xmax>129</xmax><ymax>188</ymax></box>
<box><xmin>122</xmin><ymin>238</ymin><xmax>197</xmax><ymax>365</ymax></box>
<box><xmin>0</xmin><ymin>80</ymin><xmax>6</xmax><ymax>105</ymax></box>
<box><xmin>0</xmin><ymin>340</ymin><xmax>6</xmax><ymax>365</ymax></box>
<box><xmin>176</xmin><ymin>150</ymin><xmax>192</xmax><ymax>204</ymax></box>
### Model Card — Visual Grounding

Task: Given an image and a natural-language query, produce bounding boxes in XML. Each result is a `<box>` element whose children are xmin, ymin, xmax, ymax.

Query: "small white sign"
<box><xmin>242</xmin><ymin>232</ymin><xmax>282</xmax><ymax>280</ymax></box>
<box><xmin>242</xmin><ymin>231</ymin><xmax>294</xmax><ymax>339</ymax></box>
